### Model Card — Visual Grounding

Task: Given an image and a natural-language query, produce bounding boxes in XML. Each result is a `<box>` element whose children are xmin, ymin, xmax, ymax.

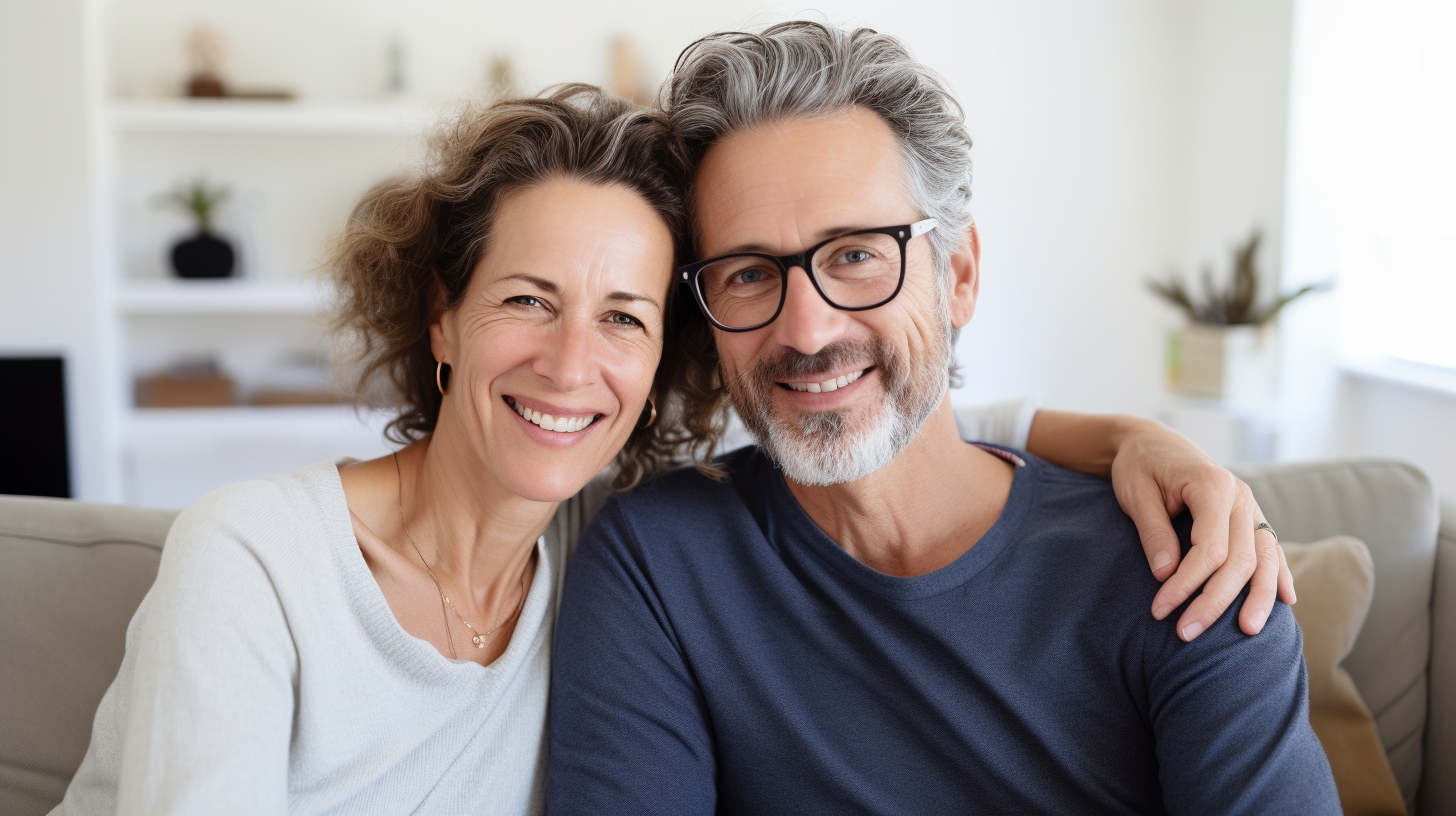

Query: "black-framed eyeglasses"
<box><xmin>677</xmin><ymin>219</ymin><xmax>939</xmax><ymax>332</ymax></box>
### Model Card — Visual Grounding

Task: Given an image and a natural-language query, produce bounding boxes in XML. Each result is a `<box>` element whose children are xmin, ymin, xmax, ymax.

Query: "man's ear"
<box><xmin>947</xmin><ymin>222</ymin><xmax>981</xmax><ymax>330</ymax></box>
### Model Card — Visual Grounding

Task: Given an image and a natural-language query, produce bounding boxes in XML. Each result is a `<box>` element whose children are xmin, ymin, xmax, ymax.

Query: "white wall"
<box><xmin>0</xmin><ymin>0</ymin><xmax>119</xmax><ymax>500</ymax></box>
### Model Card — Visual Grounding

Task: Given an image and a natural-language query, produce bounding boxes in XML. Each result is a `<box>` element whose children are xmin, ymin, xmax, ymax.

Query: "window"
<box><xmin>1337</xmin><ymin>0</ymin><xmax>1456</xmax><ymax>370</ymax></box>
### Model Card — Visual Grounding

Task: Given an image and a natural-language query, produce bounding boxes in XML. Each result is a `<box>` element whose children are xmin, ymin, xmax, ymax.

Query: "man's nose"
<box><xmin>533</xmin><ymin>318</ymin><xmax>594</xmax><ymax>391</ymax></box>
<box><xmin>769</xmin><ymin>264</ymin><xmax>850</xmax><ymax>356</ymax></box>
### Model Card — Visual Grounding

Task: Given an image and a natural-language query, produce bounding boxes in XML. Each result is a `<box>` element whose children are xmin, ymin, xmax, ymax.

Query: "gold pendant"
<box><xmin>472</xmin><ymin>633</ymin><xmax>486</xmax><ymax>649</ymax></box>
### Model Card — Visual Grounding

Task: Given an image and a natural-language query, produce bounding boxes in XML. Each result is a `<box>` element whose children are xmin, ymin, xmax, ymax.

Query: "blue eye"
<box><xmin>735</xmin><ymin>269</ymin><xmax>764</xmax><ymax>284</ymax></box>
<box><xmin>841</xmin><ymin>250</ymin><xmax>871</xmax><ymax>264</ymax></box>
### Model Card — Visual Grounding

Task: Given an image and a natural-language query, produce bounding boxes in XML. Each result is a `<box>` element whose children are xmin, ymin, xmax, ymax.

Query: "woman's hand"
<box><xmin>1026</xmin><ymin>411</ymin><xmax>1295</xmax><ymax>641</ymax></box>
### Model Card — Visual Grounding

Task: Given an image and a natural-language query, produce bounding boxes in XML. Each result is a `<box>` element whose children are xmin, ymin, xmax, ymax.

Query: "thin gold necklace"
<box><xmin>393</xmin><ymin>452</ymin><xmax>528</xmax><ymax>658</ymax></box>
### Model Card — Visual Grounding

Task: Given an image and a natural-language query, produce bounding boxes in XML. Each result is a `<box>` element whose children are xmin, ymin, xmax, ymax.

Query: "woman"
<box><xmin>57</xmin><ymin>86</ymin><xmax>1287</xmax><ymax>814</ymax></box>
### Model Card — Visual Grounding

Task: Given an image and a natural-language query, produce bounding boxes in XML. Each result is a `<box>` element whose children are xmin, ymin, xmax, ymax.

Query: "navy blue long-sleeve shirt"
<box><xmin>547</xmin><ymin>445</ymin><xmax>1338</xmax><ymax>814</ymax></box>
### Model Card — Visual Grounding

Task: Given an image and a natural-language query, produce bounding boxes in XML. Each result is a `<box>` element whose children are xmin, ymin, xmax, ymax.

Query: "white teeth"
<box><xmin>786</xmin><ymin>368</ymin><xmax>866</xmax><ymax>393</ymax></box>
<box><xmin>511</xmin><ymin>400</ymin><xmax>594</xmax><ymax>433</ymax></box>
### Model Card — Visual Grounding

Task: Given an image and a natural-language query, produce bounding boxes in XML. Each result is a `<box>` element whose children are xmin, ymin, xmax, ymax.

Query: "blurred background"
<box><xmin>0</xmin><ymin>0</ymin><xmax>1452</xmax><ymax>509</ymax></box>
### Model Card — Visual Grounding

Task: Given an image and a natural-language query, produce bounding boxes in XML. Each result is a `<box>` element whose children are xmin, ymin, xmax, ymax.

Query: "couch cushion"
<box><xmin>0</xmin><ymin>495</ymin><xmax>175</xmax><ymax>816</ymax></box>
<box><xmin>1235</xmin><ymin>460</ymin><xmax>1439</xmax><ymax>812</ymax></box>
<box><xmin>1284</xmin><ymin>536</ymin><xmax>1404</xmax><ymax>815</ymax></box>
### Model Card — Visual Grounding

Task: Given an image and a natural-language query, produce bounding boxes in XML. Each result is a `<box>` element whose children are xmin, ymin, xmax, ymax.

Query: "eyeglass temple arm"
<box><xmin>909</xmin><ymin>218</ymin><xmax>939</xmax><ymax>239</ymax></box>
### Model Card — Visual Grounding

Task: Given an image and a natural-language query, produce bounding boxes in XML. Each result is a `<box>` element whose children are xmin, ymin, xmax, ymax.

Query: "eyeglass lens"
<box><xmin>697</xmin><ymin>232</ymin><xmax>903</xmax><ymax>329</ymax></box>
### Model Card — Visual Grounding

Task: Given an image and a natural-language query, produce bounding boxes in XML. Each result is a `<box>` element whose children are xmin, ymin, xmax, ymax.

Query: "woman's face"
<box><xmin>430</xmin><ymin>177</ymin><xmax>675</xmax><ymax>503</ymax></box>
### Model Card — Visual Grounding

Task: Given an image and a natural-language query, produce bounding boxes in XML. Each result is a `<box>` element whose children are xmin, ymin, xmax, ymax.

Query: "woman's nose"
<box><xmin>532</xmin><ymin>319</ymin><xmax>595</xmax><ymax>391</ymax></box>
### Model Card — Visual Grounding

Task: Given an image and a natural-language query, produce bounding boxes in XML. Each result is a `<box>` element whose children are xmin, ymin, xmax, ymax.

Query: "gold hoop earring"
<box><xmin>639</xmin><ymin>398</ymin><xmax>657</xmax><ymax>429</ymax></box>
<box><xmin>435</xmin><ymin>360</ymin><xmax>449</xmax><ymax>395</ymax></box>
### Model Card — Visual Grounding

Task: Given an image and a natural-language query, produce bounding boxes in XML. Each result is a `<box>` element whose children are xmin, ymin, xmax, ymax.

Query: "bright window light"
<box><xmin>1338</xmin><ymin>0</ymin><xmax>1456</xmax><ymax>370</ymax></box>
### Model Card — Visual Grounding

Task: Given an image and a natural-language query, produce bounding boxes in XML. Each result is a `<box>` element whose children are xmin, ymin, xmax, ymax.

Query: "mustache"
<box><xmin>748</xmin><ymin>339</ymin><xmax>894</xmax><ymax>384</ymax></box>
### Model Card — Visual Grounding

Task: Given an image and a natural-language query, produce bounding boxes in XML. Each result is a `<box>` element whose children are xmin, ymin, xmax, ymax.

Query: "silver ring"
<box><xmin>1254</xmin><ymin>522</ymin><xmax>1278</xmax><ymax>543</ymax></box>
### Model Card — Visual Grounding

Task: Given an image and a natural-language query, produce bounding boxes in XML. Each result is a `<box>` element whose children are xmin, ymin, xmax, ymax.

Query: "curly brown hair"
<box><xmin>330</xmin><ymin>84</ymin><xmax>727</xmax><ymax>491</ymax></box>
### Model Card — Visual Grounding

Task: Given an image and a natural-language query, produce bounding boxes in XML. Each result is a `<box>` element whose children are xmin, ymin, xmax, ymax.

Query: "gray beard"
<box><xmin>727</xmin><ymin>333</ymin><xmax>950</xmax><ymax>487</ymax></box>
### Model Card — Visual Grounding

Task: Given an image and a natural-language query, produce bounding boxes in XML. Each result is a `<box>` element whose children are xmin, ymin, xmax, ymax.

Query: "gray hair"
<box><xmin>665</xmin><ymin>22</ymin><xmax>971</xmax><ymax>276</ymax></box>
<box><xmin>664</xmin><ymin>21</ymin><xmax>971</xmax><ymax>383</ymax></box>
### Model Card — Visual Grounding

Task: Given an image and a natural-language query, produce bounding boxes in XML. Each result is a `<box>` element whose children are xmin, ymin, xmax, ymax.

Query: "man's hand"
<box><xmin>1108</xmin><ymin>419</ymin><xmax>1296</xmax><ymax>641</ymax></box>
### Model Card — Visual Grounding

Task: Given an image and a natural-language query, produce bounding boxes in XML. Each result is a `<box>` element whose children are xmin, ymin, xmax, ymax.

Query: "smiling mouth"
<box><xmin>504</xmin><ymin>397</ymin><xmax>601</xmax><ymax>434</ymax></box>
<box><xmin>780</xmin><ymin>367</ymin><xmax>869</xmax><ymax>394</ymax></box>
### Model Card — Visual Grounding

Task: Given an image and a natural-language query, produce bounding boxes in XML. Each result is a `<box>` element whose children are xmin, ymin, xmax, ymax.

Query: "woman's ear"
<box><xmin>427</xmin><ymin>285</ymin><xmax>451</xmax><ymax>364</ymax></box>
<box><xmin>947</xmin><ymin>222</ymin><xmax>981</xmax><ymax>330</ymax></box>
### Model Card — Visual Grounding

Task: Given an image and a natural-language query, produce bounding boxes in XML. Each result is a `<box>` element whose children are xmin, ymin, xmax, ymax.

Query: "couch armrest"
<box><xmin>0</xmin><ymin>496</ymin><xmax>176</xmax><ymax>816</ymax></box>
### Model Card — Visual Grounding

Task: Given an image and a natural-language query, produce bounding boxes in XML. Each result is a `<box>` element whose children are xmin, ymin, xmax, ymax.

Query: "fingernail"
<box><xmin>1180</xmin><ymin>622</ymin><xmax>1204</xmax><ymax>641</ymax></box>
<box><xmin>1152</xmin><ymin>551</ymin><xmax>1173</xmax><ymax>572</ymax></box>
<box><xmin>1153</xmin><ymin>604</ymin><xmax>1172</xmax><ymax>620</ymax></box>
<box><xmin>1290</xmin><ymin>589</ymin><xmax>1297</xmax><ymax>604</ymax></box>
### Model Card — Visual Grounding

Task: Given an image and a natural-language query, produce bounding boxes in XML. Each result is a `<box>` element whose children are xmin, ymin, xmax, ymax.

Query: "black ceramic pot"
<box><xmin>171</xmin><ymin>231</ymin><xmax>236</xmax><ymax>279</ymax></box>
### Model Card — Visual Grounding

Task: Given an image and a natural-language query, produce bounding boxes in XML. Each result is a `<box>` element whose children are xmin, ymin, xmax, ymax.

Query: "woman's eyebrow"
<box><xmin>496</xmin><ymin>273</ymin><xmax>559</xmax><ymax>292</ymax></box>
<box><xmin>607</xmin><ymin>291</ymin><xmax>661</xmax><ymax>311</ymax></box>
<box><xmin>496</xmin><ymin>273</ymin><xmax>660</xmax><ymax>312</ymax></box>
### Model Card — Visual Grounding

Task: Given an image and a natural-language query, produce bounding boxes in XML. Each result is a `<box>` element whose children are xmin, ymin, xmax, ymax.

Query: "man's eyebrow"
<box><xmin>714</xmin><ymin>224</ymin><xmax>874</xmax><ymax>257</ymax></box>
<box><xmin>496</xmin><ymin>273</ymin><xmax>660</xmax><ymax>311</ymax></box>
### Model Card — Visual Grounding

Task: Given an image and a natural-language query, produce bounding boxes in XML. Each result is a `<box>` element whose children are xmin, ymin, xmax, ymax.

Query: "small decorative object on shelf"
<box><xmin>157</xmin><ymin>176</ymin><xmax>236</xmax><ymax>279</ymax></box>
<box><xmin>1147</xmin><ymin>228</ymin><xmax>1330</xmax><ymax>402</ymax></box>
<box><xmin>485</xmin><ymin>54</ymin><xmax>515</xmax><ymax>100</ymax></box>
<box><xmin>385</xmin><ymin>33</ymin><xmax>408</xmax><ymax>97</ymax></box>
<box><xmin>136</xmin><ymin>357</ymin><xmax>235</xmax><ymax>408</ymax></box>
<box><xmin>185</xmin><ymin>25</ymin><xmax>228</xmax><ymax>98</ymax></box>
<box><xmin>181</xmin><ymin>24</ymin><xmax>296</xmax><ymax>101</ymax></box>
<box><xmin>608</xmin><ymin>38</ymin><xmax>651</xmax><ymax>105</ymax></box>
<box><xmin>252</xmin><ymin>350</ymin><xmax>344</xmax><ymax>406</ymax></box>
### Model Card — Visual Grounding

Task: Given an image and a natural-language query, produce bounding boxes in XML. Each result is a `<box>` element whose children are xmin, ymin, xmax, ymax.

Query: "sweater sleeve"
<box><xmin>1143</xmin><ymin>594</ymin><xmax>1341</xmax><ymax>815</ymax></box>
<box><xmin>953</xmin><ymin>397</ymin><xmax>1042</xmax><ymax>449</ymax></box>
<box><xmin>60</xmin><ymin>484</ymin><xmax>298</xmax><ymax>815</ymax></box>
<box><xmin>547</xmin><ymin>500</ymin><xmax>717</xmax><ymax>816</ymax></box>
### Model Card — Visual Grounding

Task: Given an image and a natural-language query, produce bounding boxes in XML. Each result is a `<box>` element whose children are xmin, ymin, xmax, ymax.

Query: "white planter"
<box><xmin>1169</xmin><ymin>324</ymin><xmax>1278</xmax><ymax>402</ymax></box>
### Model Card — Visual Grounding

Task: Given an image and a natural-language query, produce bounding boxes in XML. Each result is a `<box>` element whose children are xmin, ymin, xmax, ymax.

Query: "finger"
<box><xmin>1277</xmin><ymin>541</ymin><xmax>1297</xmax><ymax>605</ymax></box>
<box><xmin>1235</xmin><ymin>522</ymin><xmax>1282</xmax><ymax>635</ymax></box>
<box><xmin>1149</xmin><ymin>477</ymin><xmax>1235</xmax><ymax>620</ymax></box>
<box><xmin>1175</xmin><ymin>496</ymin><xmax>1257</xmax><ymax>641</ymax></box>
<box><xmin>1118</xmin><ymin>475</ymin><xmax>1184</xmax><ymax>582</ymax></box>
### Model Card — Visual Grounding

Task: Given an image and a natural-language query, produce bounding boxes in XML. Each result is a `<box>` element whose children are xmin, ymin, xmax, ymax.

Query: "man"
<box><xmin>547</xmin><ymin>22</ymin><xmax>1338</xmax><ymax>814</ymax></box>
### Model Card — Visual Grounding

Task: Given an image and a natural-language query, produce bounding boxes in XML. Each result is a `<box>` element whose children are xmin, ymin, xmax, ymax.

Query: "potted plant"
<box><xmin>157</xmin><ymin>177</ymin><xmax>236</xmax><ymax>279</ymax></box>
<box><xmin>1147</xmin><ymin>229</ymin><xmax>1326</xmax><ymax>402</ymax></box>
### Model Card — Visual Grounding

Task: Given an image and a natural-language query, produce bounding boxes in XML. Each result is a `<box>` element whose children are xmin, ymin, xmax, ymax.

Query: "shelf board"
<box><xmin>116</xmin><ymin>279</ymin><xmax>333</xmax><ymax>315</ymax></box>
<box><xmin>109</xmin><ymin>99</ymin><xmax>437</xmax><ymax>136</ymax></box>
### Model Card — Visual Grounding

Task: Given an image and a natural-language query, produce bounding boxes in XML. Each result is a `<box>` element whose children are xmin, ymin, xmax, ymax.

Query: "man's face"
<box><xmin>693</xmin><ymin>106</ymin><xmax>965</xmax><ymax>485</ymax></box>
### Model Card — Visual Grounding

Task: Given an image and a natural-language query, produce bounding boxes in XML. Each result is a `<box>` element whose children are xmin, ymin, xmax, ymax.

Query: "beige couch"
<box><xmin>1</xmin><ymin>460</ymin><xmax>1452</xmax><ymax>815</ymax></box>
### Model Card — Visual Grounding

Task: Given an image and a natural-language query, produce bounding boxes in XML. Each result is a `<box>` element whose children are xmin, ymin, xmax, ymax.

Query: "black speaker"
<box><xmin>0</xmin><ymin>356</ymin><xmax>72</xmax><ymax>498</ymax></box>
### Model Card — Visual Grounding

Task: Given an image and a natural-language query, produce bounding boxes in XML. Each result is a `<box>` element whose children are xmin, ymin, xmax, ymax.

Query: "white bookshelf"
<box><xmin>104</xmin><ymin>97</ymin><xmax>428</xmax><ymax>505</ymax></box>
